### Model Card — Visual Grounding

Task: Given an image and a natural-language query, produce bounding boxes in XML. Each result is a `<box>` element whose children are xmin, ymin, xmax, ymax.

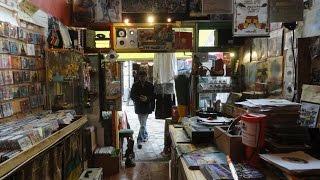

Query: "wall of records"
<box><xmin>0</xmin><ymin>19</ymin><xmax>45</xmax><ymax>120</ymax></box>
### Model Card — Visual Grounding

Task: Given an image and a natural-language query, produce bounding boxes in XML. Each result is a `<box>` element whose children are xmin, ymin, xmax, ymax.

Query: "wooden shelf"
<box><xmin>0</xmin><ymin>116</ymin><xmax>88</xmax><ymax>178</ymax></box>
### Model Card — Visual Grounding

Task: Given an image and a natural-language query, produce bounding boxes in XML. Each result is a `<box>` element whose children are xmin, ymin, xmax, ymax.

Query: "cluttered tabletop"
<box><xmin>168</xmin><ymin>100</ymin><xmax>320</xmax><ymax>180</ymax></box>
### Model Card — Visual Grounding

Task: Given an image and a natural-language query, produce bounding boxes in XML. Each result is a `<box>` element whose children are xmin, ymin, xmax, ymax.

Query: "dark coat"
<box><xmin>130</xmin><ymin>81</ymin><xmax>155</xmax><ymax>114</ymax></box>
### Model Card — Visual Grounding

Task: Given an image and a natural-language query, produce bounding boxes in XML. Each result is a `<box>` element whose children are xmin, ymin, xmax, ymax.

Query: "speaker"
<box><xmin>116</xmin><ymin>38</ymin><xmax>126</xmax><ymax>48</ymax></box>
<box><xmin>116</xmin><ymin>28</ymin><xmax>126</xmax><ymax>38</ymax></box>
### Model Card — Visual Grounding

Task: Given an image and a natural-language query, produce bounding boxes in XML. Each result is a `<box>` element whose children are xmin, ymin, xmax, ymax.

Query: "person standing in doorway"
<box><xmin>130</xmin><ymin>71</ymin><xmax>155</xmax><ymax>149</ymax></box>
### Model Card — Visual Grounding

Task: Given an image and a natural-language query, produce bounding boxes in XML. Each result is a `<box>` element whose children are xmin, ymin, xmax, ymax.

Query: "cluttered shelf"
<box><xmin>0</xmin><ymin>114</ymin><xmax>88</xmax><ymax>178</ymax></box>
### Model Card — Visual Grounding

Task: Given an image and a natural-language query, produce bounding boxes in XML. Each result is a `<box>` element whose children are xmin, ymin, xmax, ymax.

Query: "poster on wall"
<box><xmin>137</xmin><ymin>25</ymin><xmax>175</xmax><ymax>51</ymax></box>
<box><xmin>269</xmin><ymin>0</ymin><xmax>303</xmax><ymax>22</ymax></box>
<box><xmin>202</xmin><ymin>0</ymin><xmax>233</xmax><ymax>15</ymax></box>
<box><xmin>122</xmin><ymin>0</ymin><xmax>187</xmax><ymax>13</ymax></box>
<box><xmin>268</xmin><ymin>29</ymin><xmax>283</xmax><ymax>57</ymax></box>
<box><xmin>267</xmin><ymin>56</ymin><xmax>283</xmax><ymax>96</ymax></box>
<box><xmin>303</xmin><ymin>6</ymin><xmax>320</xmax><ymax>37</ymax></box>
<box><xmin>233</xmin><ymin>0</ymin><xmax>269</xmax><ymax>37</ymax></box>
<box><xmin>73</xmin><ymin>0</ymin><xmax>122</xmax><ymax>24</ymax></box>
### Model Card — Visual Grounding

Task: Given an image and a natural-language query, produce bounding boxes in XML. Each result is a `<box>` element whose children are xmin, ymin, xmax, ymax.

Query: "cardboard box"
<box><xmin>214</xmin><ymin>126</ymin><xmax>244</xmax><ymax>162</ymax></box>
<box><xmin>91</xmin><ymin>153</ymin><xmax>120</xmax><ymax>177</ymax></box>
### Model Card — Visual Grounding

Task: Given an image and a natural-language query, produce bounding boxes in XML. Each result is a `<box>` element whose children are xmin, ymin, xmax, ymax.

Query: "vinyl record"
<box><xmin>116</xmin><ymin>28</ymin><xmax>126</xmax><ymax>37</ymax></box>
<box><xmin>128</xmin><ymin>28</ymin><xmax>137</xmax><ymax>37</ymax></box>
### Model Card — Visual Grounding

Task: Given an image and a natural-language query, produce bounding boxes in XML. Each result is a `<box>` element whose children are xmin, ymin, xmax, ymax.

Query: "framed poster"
<box><xmin>233</xmin><ymin>0</ymin><xmax>269</xmax><ymax>37</ymax></box>
<box><xmin>269</xmin><ymin>0</ymin><xmax>303</xmax><ymax>23</ymax></box>
<box><xmin>73</xmin><ymin>0</ymin><xmax>122</xmax><ymax>24</ymax></box>
<box><xmin>202</xmin><ymin>0</ymin><xmax>233</xmax><ymax>15</ymax></box>
<box><xmin>122</xmin><ymin>0</ymin><xmax>187</xmax><ymax>13</ymax></box>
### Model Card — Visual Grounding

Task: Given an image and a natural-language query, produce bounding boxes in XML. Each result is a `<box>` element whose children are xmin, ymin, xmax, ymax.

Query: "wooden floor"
<box><xmin>107</xmin><ymin>162</ymin><xmax>169</xmax><ymax>180</ymax></box>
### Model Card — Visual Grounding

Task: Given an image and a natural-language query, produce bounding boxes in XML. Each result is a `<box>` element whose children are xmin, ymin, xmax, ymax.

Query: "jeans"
<box><xmin>137</xmin><ymin>114</ymin><xmax>148</xmax><ymax>143</ymax></box>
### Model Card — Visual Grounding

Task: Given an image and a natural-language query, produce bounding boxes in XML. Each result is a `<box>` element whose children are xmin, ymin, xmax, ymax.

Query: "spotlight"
<box><xmin>147</xmin><ymin>15</ymin><xmax>155</xmax><ymax>23</ymax></box>
<box><xmin>230</xmin><ymin>52</ymin><xmax>235</xmax><ymax>58</ymax></box>
<box><xmin>167</xmin><ymin>18</ymin><xmax>172</xmax><ymax>23</ymax></box>
<box><xmin>124</xmin><ymin>18</ymin><xmax>130</xmax><ymax>24</ymax></box>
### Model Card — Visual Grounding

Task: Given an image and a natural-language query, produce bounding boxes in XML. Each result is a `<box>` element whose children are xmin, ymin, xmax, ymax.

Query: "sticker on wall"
<box><xmin>233</xmin><ymin>0</ymin><xmax>269</xmax><ymax>37</ymax></box>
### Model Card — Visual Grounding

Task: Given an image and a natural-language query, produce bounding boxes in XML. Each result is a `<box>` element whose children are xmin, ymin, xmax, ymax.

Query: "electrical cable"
<box><xmin>291</xmin><ymin>29</ymin><xmax>297</xmax><ymax>102</ymax></box>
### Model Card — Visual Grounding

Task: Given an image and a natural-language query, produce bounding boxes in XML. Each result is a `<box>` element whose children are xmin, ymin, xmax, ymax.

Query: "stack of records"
<box><xmin>237</xmin><ymin>99</ymin><xmax>309</xmax><ymax>153</ymax></box>
<box><xmin>200</xmin><ymin>163</ymin><xmax>265</xmax><ymax>180</ymax></box>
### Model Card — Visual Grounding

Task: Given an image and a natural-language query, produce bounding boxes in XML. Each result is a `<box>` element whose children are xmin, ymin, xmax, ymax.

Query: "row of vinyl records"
<box><xmin>0</xmin><ymin>70</ymin><xmax>45</xmax><ymax>85</ymax></box>
<box><xmin>0</xmin><ymin>54</ymin><xmax>44</xmax><ymax>70</ymax></box>
<box><xmin>0</xmin><ymin>110</ymin><xmax>76</xmax><ymax>163</ymax></box>
<box><xmin>0</xmin><ymin>21</ymin><xmax>44</xmax><ymax>45</ymax></box>
<box><xmin>0</xmin><ymin>83</ymin><xmax>44</xmax><ymax>101</ymax></box>
<box><xmin>0</xmin><ymin>95</ymin><xmax>44</xmax><ymax>118</ymax></box>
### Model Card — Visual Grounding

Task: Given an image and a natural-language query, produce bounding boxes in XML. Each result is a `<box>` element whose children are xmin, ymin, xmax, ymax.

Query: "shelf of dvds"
<box><xmin>0</xmin><ymin>115</ymin><xmax>88</xmax><ymax>178</ymax></box>
<box><xmin>0</xmin><ymin>18</ymin><xmax>46</xmax><ymax>121</ymax></box>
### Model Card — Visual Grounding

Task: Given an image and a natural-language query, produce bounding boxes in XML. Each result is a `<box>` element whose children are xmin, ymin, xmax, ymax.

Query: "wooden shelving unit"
<box><xmin>0</xmin><ymin>115</ymin><xmax>88</xmax><ymax>179</ymax></box>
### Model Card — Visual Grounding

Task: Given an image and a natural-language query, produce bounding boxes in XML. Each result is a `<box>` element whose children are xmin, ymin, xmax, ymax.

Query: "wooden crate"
<box><xmin>214</xmin><ymin>126</ymin><xmax>244</xmax><ymax>162</ymax></box>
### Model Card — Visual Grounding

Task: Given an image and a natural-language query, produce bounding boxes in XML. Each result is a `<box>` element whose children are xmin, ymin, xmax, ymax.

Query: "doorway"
<box><xmin>122</xmin><ymin>60</ymin><xmax>168</xmax><ymax>162</ymax></box>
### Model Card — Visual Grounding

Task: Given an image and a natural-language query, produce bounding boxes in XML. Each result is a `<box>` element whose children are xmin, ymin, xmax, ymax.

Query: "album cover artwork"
<box><xmin>1</xmin><ymin>54</ymin><xmax>11</xmax><ymax>69</ymax></box>
<box><xmin>19</xmin><ymin>86</ymin><xmax>29</xmax><ymax>97</ymax></box>
<box><xmin>12</xmin><ymin>87</ymin><xmax>19</xmax><ymax>98</ymax></box>
<box><xmin>10</xmin><ymin>56</ymin><xmax>21</xmax><ymax>69</ymax></box>
<box><xmin>27</xmin><ymin>32</ymin><xmax>35</xmax><ymax>44</ymax></box>
<box><xmin>19</xmin><ymin>43</ymin><xmax>26</xmax><ymax>55</ymax></box>
<box><xmin>0</xmin><ymin>39</ymin><xmax>10</xmax><ymax>53</ymax></box>
<box><xmin>13</xmin><ymin>71</ymin><xmax>22</xmax><ymax>84</ymax></box>
<box><xmin>18</xmin><ymin>27</ymin><xmax>26</xmax><ymax>41</ymax></box>
<box><xmin>0</xmin><ymin>71</ymin><xmax>4</xmax><ymax>85</ymax></box>
<box><xmin>21</xmin><ymin>57</ymin><xmax>30</xmax><ymax>69</ymax></box>
<box><xmin>298</xmin><ymin>101</ymin><xmax>320</xmax><ymax>128</ymax></box>
<box><xmin>22</xmin><ymin>71</ymin><xmax>31</xmax><ymax>82</ymax></box>
<box><xmin>4</xmin><ymin>71</ymin><xmax>13</xmax><ymax>85</ymax></box>
<box><xmin>0</xmin><ymin>22</ymin><xmax>10</xmax><ymax>37</ymax></box>
<box><xmin>26</xmin><ymin>44</ymin><xmax>35</xmax><ymax>56</ymax></box>
<box><xmin>9</xmin><ymin>41</ymin><xmax>19</xmax><ymax>55</ymax></box>
<box><xmin>9</xmin><ymin>25</ymin><xmax>18</xmax><ymax>39</ymax></box>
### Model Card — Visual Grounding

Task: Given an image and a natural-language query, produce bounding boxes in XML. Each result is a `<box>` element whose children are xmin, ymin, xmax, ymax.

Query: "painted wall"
<box><xmin>31</xmin><ymin>0</ymin><xmax>71</xmax><ymax>25</ymax></box>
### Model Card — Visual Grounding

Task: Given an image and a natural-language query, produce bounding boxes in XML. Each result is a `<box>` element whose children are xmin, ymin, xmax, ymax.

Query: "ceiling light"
<box><xmin>124</xmin><ymin>18</ymin><xmax>130</xmax><ymax>24</ymax></box>
<box><xmin>147</xmin><ymin>15</ymin><xmax>155</xmax><ymax>23</ymax></box>
<box><xmin>230</xmin><ymin>52</ymin><xmax>235</xmax><ymax>58</ymax></box>
<box><xmin>167</xmin><ymin>18</ymin><xmax>172</xmax><ymax>23</ymax></box>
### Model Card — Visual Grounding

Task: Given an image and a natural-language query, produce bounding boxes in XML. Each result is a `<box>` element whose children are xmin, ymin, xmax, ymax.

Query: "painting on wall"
<box><xmin>266</xmin><ymin>56</ymin><xmax>283</xmax><ymax>95</ymax></box>
<box><xmin>252</xmin><ymin>38</ymin><xmax>268</xmax><ymax>61</ymax></box>
<box><xmin>233</xmin><ymin>0</ymin><xmax>269</xmax><ymax>37</ymax></box>
<box><xmin>122</xmin><ymin>0</ymin><xmax>187</xmax><ymax>13</ymax></box>
<box><xmin>73</xmin><ymin>0</ymin><xmax>122</xmax><ymax>24</ymax></box>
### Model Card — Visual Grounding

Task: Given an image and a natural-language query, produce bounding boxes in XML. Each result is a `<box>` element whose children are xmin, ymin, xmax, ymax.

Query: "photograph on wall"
<box><xmin>268</xmin><ymin>29</ymin><xmax>283</xmax><ymax>57</ymax></box>
<box><xmin>303</xmin><ymin>6</ymin><xmax>320</xmax><ymax>37</ymax></box>
<box><xmin>269</xmin><ymin>0</ymin><xmax>303</xmax><ymax>23</ymax></box>
<box><xmin>233</xmin><ymin>0</ymin><xmax>269</xmax><ymax>37</ymax></box>
<box><xmin>298</xmin><ymin>101</ymin><xmax>320</xmax><ymax>128</ymax></box>
<box><xmin>122</xmin><ymin>0</ymin><xmax>187</xmax><ymax>13</ymax></box>
<box><xmin>73</xmin><ymin>0</ymin><xmax>122</xmax><ymax>24</ymax></box>
<box><xmin>202</xmin><ymin>0</ymin><xmax>233</xmax><ymax>15</ymax></box>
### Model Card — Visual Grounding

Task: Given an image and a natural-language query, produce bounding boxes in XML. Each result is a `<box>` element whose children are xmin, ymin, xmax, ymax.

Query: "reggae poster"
<box><xmin>233</xmin><ymin>0</ymin><xmax>269</xmax><ymax>37</ymax></box>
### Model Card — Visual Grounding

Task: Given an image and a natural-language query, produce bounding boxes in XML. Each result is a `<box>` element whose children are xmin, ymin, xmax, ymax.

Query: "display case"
<box><xmin>197</xmin><ymin>76</ymin><xmax>231</xmax><ymax>110</ymax></box>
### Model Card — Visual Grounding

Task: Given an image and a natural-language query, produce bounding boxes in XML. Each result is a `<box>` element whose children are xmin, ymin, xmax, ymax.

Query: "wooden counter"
<box><xmin>0</xmin><ymin>116</ymin><xmax>88</xmax><ymax>179</ymax></box>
